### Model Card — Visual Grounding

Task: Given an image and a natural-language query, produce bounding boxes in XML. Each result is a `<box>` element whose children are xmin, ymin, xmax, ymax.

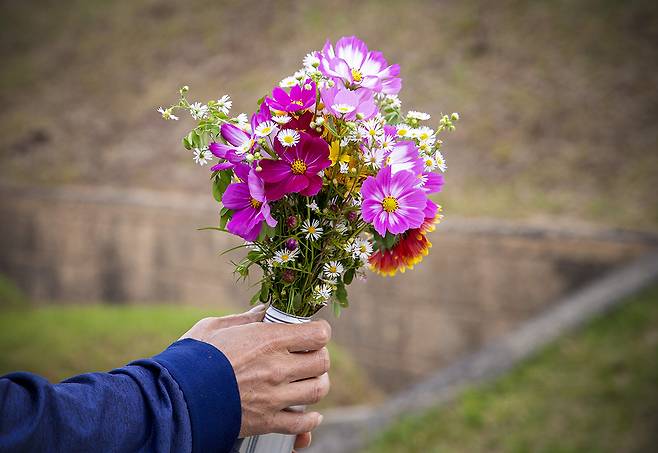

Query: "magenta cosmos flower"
<box><xmin>209</xmin><ymin>104</ymin><xmax>271</xmax><ymax>171</ymax></box>
<box><xmin>259</xmin><ymin>133</ymin><xmax>331</xmax><ymax>200</ymax></box>
<box><xmin>265</xmin><ymin>79</ymin><xmax>316</xmax><ymax>113</ymax></box>
<box><xmin>319</xmin><ymin>36</ymin><xmax>401</xmax><ymax>94</ymax></box>
<box><xmin>361</xmin><ymin>165</ymin><xmax>427</xmax><ymax>236</ymax></box>
<box><xmin>222</xmin><ymin>164</ymin><xmax>277</xmax><ymax>241</ymax></box>
<box><xmin>320</xmin><ymin>85</ymin><xmax>377</xmax><ymax>120</ymax></box>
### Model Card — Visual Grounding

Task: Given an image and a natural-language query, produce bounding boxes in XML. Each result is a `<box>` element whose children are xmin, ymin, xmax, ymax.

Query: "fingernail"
<box><xmin>317</xmin><ymin>414</ymin><xmax>324</xmax><ymax>425</ymax></box>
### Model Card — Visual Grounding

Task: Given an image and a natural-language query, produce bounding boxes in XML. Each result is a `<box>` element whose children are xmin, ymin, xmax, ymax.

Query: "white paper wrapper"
<box><xmin>235</xmin><ymin>305</ymin><xmax>312</xmax><ymax>453</ymax></box>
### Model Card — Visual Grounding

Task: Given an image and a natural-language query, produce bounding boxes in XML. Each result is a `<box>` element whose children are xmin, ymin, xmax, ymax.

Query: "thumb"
<box><xmin>214</xmin><ymin>304</ymin><xmax>266</xmax><ymax>329</ymax></box>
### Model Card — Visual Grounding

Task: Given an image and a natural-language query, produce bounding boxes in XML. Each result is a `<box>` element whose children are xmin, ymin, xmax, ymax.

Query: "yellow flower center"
<box><xmin>292</xmin><ymin>100</ymin><xmax>304</xmax><ymax>106</ymax></box>
<box><xmin>308</xmin><ymin>226</ymin><xmax>317</xmax><ymax>234</ymax></box>
<box><xmin>250</xmin><ymin>198</ymin><xmax>262</xmax><ymax>209</ymax></box>
<box><xmin>381</xmin><ymin>196</ymin><xmax>399</xmax><ymax>213</ymax></box>
<box><xmin>290</xmin><ymin>159</ymin><xmax>307</xmax><ymax>175</ymax></box>
<box><xmin>283</xmin><ymin>135</ymin><xmax>296</xmax><ymax>145</ymax></box>
<box><xmin>425</xmin><ymin>159</ymin><xmax>433</xmax><ymax>166</ymax></box>
<box><xmin>351</xmin><ymin>68</ymin><xmax>363</xmax><ymax>82</ymax></box>
<box><xmin>282</xmin><ymin>254</ymin><xmax>289</xmax><ymax>261</ymax></box>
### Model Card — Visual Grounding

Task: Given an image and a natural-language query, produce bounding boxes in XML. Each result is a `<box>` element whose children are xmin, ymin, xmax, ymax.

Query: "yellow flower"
<box><xmin>329</xmin><ymin>140</ymin><xmax>351</xmax><ymax>167</ymax></box>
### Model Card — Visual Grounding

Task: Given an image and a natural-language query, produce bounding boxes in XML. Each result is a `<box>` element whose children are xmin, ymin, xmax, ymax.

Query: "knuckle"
<box><xmin>315</xmin><ymin>320</ymin><xmax>332</xmax><ymax>344</ymax></box>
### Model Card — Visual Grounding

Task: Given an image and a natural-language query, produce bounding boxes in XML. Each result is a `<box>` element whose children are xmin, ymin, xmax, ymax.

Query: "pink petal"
<box><xmin>299</xmin><ymin>174</ymin><xmax>322</xmax><ymax>196</ymax></box>
<box><xmin>221</xmin><ymin>124</ymin><xmax>249</xmax><ymax>147</ymax></box>
<box><xmin>221</xmin><ymin>182</ymin><xmax>250</xmax><ymax>210</ymax></box>
<box><xmin>259</xmin><ymin>160</ymin><xmax>291</xmax><ymax>183</ymax></box>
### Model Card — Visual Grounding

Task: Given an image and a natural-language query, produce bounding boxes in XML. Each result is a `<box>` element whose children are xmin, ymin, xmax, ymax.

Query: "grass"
<box><xmin>0</xmin><ymin>304</ymin><xmax>380</xmax><ymax>409</ymax></box>
<box><xmin>363</xmin><ymin>282</ymin><xmax>658</xmax><ymax>453</ymax></box>
<box><xmin>0</xmin><ymin>0</ymin><xmax>657</xmax><ymax>229</ymax></box>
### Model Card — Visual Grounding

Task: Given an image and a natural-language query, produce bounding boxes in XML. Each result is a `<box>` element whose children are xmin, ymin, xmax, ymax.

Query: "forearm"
<box><xmin>0</xmin><ymin>339</ymin><xmax>241</xmax><ymax>453</ymax></box>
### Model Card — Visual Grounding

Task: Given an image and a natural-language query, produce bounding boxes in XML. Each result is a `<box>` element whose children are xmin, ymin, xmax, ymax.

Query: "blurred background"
<box><xmin>1</xmin><ymin>0</ymin><xmax>657</xmax><ymax>451</ymax></box>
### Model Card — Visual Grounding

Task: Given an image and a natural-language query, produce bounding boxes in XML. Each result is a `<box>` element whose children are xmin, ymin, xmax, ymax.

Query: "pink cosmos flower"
<box><xmin>320</xmin><ymin>85</ymin><xmax>377</xmax><ymax>120</ymax></box>
<box><xmin>384</xmin><ymin>141</ymin><xmax>424</xmax><ymax>175</ymax></box>
<box><xmin>259</xmin><ymin>133</ymin><xmax>331</xmax><ymax>200</ymax></box>
<box><xmin>265</xmin><ymin>79</ymin><xmax>316</xmax><ymax>113</ymax></box>
<box><xmin>222</xmin><ymin>164</ymin><xmax>277</xmax><ymax>241</ymax></box>
<box><xmin>361</xmin><ymin>165</ymin><xmax>427</xmax><ymax>236</ymax></box>
<box><xmin>319</xmin><ymin>36</ymin><xmax>401</xmax><ymax>94</ymax></box>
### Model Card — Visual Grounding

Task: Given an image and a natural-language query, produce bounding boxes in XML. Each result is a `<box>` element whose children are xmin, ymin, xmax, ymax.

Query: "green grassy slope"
<box><xmin>0</xmin><ymin>304</ymin><xmax>381</xmax><ymax>409</ymax></box>
<box><xmin>363</xmin><ymin>282</ymin><xmax>658</xmax><ymax>453</ymax></box>
<box><xmin>0</xmin><ymin>0</ymin><xmax>657</xmax><ymax>229</ymax></box>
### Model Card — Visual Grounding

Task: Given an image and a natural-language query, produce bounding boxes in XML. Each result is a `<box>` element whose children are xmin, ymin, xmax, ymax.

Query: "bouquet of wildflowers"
<box><xmin>159</xmin><ymin>36</ymin><xmax>458</xmax><ymax>319</ymax></box>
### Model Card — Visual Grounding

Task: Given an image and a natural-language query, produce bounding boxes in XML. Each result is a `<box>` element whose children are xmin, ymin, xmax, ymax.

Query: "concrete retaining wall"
<box><xmin>1</xmin><ymin>184</ymin><xmax>655</xmax><ymax>391</ymax></box>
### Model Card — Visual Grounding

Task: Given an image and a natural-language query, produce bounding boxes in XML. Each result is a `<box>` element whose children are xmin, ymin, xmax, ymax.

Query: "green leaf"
<box><xmin>335</xmin><ymin>282</ymin><xmax>349</xmax><ymax>307</ymax></box>
<box><xmin>259</xmin><ymin>281</ymin><xmax>270</xmax><ymax>302</ymax></box>
<box><xmin>332</xmin><ymin>300</ymin><xmax>342</xmax><ymax>317</ymax></box>
<box><xmin>182</xmin><ymin>136</ymin><xmax>192</xmax><ymax>150</ymax></box>
<box><xmin>212</xmin><ymin>170</ymin><xmax>232</xmax><ymax>202</ymax></box>
<box><xmin>343</xmin><ymin>268</ymin><xmax>355</xmax><ymax>285</ymax></box>
<box><xmin>219</xmin><ymin>208</ymin><xmax>233</xmax><ymax>229</ymax></box>
<box><xmin>250</xmin><ymin>289</ymin><xmax>261</xmax><ymax>305</ymax></box>
<box><xmin>247</xmin><ymin>250</ymin><xmax>262</xmax><ymax>262</ymax></box>
<box><xmin>383</xmin><ymin>232</ymin><xmax>397</xmax><ymax>249</ymax></box>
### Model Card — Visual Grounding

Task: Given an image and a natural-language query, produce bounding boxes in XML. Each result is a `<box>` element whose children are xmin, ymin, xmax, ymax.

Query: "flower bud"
<box><xmin>254</xmin><ymin>152</ymin><xmax>262</xmax><ymax>159</ymax></box>
<box><xmin>285</xmin><ymin>238</ymin><xmax>298</xmax><ymax>251</ymax></box>
<box><xmin>451</xmin><ymin>112</ymin><xmax>460</xmax><ymax>121</ymax></box>
<box><xmin>286</xmin><ymin>216</ymin><xmax>298</xmax><ymax>229</ymax></box>
<box><xmin>179</xmin><ymin>85</ymin><xmax>189</xmax><ymax>95</ymax></box>
<box><xmin>282</xmin><ymin>269</ymin><xmax>296</xmax><ymax>283</ymax></box>
<box><xmin>347</xmin><ymin>211</ymin><xmax>359</xmax><ymax>222</ymax></box>
<box><xmin>245</xmin><ymin>154</ymin><xmax>255</xmax><ymax>162</ymax></box>
<box><xmin>356</xmin><ymin>112</ymin><xmax>364</xmax><ymax>120</ymax></box>
<box><xmin>314</xmin><ymin>117</ymin><xmax>324</xmax><ymax>125</ymax></box>
<box><xmin>255</xmin><ymin>165</ymin><xmax>263</xmax><ymax>172</ymax></box>
<box><xmin>328</xmin><ymin>80</ymin><xmax>335</xmax><ymax>87</ymax></box>
<box><xmin>310</xmin><ymin>121</ymin><xmax>316</xmax><ymax>128</ymax></box>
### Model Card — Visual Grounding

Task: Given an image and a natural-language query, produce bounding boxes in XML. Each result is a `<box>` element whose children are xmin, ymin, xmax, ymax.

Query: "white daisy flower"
<box><xmin>352</xmin><ymin>238</ymin><xmax>373</xmax><ymax>262</ymax></box>
<box><xmin>234</xmin><ymin>113</ymin><xmax>249</xmax><ymax>129</ymax></box>
<box><xmin>418</xmin><ymin>141</ymin><xmax>433</xmax><ymax>155</ymax></box>
<box><xmin>293</xmin><ymin>69</ymin><xmax>307</xmax><ymax>81</ymax></box>
<box><xmin>273</xmin><ymin>248</ymin><xmax>299</xmax><ymax>265</ymax></box>
<box><xmin>157</xmin><ymin>107</ymin><xmax>179</xmax><ymax>121</ymax></box>
<box><xmin>436</xmin><ymin>151</ymin><xmax>447</xmax><ymax>172</ymax></box>
<box><xmin>192</xmin><ymin>148</ymin><xmax>213</xmax><ymax>166</ymax></box>
<box><xmin>314</xmin><ymin>284</ymin><xmax>333</xmax><ymax>301</ymax></box>
<box><xmin>271</xmin><ymin>115</ymin><xmax>292</xmax><ymax>125</ymax></box>
<box><xmin>216</xmin><ymin>95</ymin><xmax>232</xmax><ymax>115</ymax></box>
<box><xmin>415</xmin><ymin>173</ymin><xmax>429</xmax><ymax>189</ymax></box>
<box><xmin>280</xmin><ymin>76</ymin><xmax>298</xmax><ymax>88</ymax></box>
<box><xmin>303</xmin><ymin>52</ymin><xmax>321</xmax><ymax>70</ymax></box>
<box><xmin>189</xmin><ymin>102</ymin><xmax>209</xmax><ymax>120</ymax></box>
<box><xmin>423</xmin><ymin>155</ymin><xmax>437</xmax><ymax>171</ymax></box>
<box><xmin>386</xmin><ymin>94</ymin><xmax>402</xmax><ymax>108</ymax></box>
<box><xmin>378</xmin><ymin>134</ymin><xmax>396</xmax><ymax>152</ymax></box>
<box><xmin>415</xmin><ymin>126</ymin><xmax>435</xmax><ymax>143</ymax></box>
<box><xmin>395</xmin><ymin>124</ymin><xmax>413</xmax><ymax>138</ymax></box>
<box><xmin>254</xmin><ymin>121</ymin><xmax>278</xmax><ymax>137</ymax></box>
<box><xmin>333</xmin><ymin>104</ymin><xmax>356</xmax><ymax>115</ymax></box>
<box><xmin>358</xmin><ymin>118</ymin><xmax>384</xmax><ymax>142</ymax></box>
<box><xmin>323</xmin><ymin>261</ymin><xmax>344</xmax><ymax>279</ymax></box>
<box><xmin>301</xmin><ymin>219</ymin><xmax>323</xmax><ymax>241</ymax></box>
<box><xmin>407</xmin><ymin>110</ymin><xmax>431</xmax><ymax>121</ymax></box>
<box><xmin>307</xmin><ymin>200</ymin><xmax>320</xmax><ymax>212</ymax></box>
<box><xmin>277</xmin><ymin>129</ymin><xmax>300</xmax><ymax>147</ymax></box>
<box><xmin>339</xmin><ymin>161</ymin><xmax>350</xmax><ymax>174</ymax></box>
<box><xmin>363</xmin><ymin>147</ymin><xmax>385</xmax><ymax>169</ymax></box>
<box><xmin>350</xmin><ymin>193</ymin><xmax>362</xmax><ymax>207</ymax></box>
<box><xmin>236</xmin><ymin>138</ymin><xmax>255</xmax><ymax>155</ymax></box>
<box><xmin>333</xmin><ymin>221</ymin><xmax>348</xmax><ymax>234</ymax></box>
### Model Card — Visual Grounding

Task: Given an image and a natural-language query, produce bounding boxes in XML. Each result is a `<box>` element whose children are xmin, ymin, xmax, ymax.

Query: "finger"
<box><xmin>286</xmin><ymin>347</ymin><xmax>330</xmax><ymax>382</ymax></box>
<box><xmin>268</xmin><ymin>320</ymin><xmax>331</xmax><ymax>352</ymax></box>
<box><xmin>278</xmin><ymin>373</ymin><xmax>330</xmax><ymax>407</ymax></box>
<box><xmin>211</xmin><ymin>305</ymin><xmax>266</xmax><ymax>329</ymax></box>
<box><xmin>270</xmin><ymin>411</ymin><xmax>323</xmax><ymax>435</ymax></box>
<box><xmin>294</xmin><ymin>432</ymin><xmax>312</xmax><ymax>450</ymax></box>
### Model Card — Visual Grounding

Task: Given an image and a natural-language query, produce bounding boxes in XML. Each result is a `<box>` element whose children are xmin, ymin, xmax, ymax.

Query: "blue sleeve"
<box><xmin>0</xmin><ymin>339</ymin><xmax>241</xmax><ymax>453</ymax></box>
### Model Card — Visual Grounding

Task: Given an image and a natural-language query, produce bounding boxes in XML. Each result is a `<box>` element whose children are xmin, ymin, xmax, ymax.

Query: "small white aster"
<box><xmin>236</xmin><ymin>138</ymin><xmax>255</xmax><ymax>155</ymax></box>
<box><xmin>339</xmin><ymin>161</ymin><xmax>350</xmax><ymax>174</ymax></box>
<box><xmin>332</xmin><ymin>103</ymin><xmax>356</xmax><ymax>115</ymax></box>
<box><xmin>301</xmin><ymin>219</ymin><xmax>323</xmax><ymax>241</ymax></box>
<box><xmin>189</xmin><ymin>102</ymin><xmax>209</xmax><ymax>120</ymax></box>
<box><xmin>415</xmin><ymin>126</ymin><xmax>435</xmax><ymax>143</ymax></box>
<box><xmin>436</xmin><ymin>151</ymin><xmax>447</xmax><ymax>172</ymax></box>
<box><xmin>358</xmin><ymin>118</ymin><xmax>384</xmax><ymax>142</ymax></box>
<box><xmin>423</xmin><ymin>155</ymin><xmax>437</xmax><ymax>171</ymax></box>
<box><xmin>333</xmin><ymin>221</ymin><xmax>348</xmax><ymax>234</ymax></box>
<box><xmin>418</xmin><ymin>141</ymin><xmax>433</xmax><ymax>155</ymax></box>
<box><xmin>314</xmin><ymin>284</ymin><xmax>333</xmax><ymax>301</ymax></box>
<box><xmin>378</xmin><ymin>134</ymin><xmax>396</xmax><ymax>152</ymax></box>
<box><xmin>216</xmin><ymin>95</ymin><xmax>232</xmax><ymax>115</ymax></box>
<box><xmin>273</xmin><ymin>248</ymin><xmax>299</xmax><ymax>265</ymax></box>
<box><xmin>280</xmin><ymin>76</ymin><xmax>298</xmax><ymax>88</ymax></box>
<box><xmin>234</xmin><ymin>113</ymin><xmax>249</xmax><ymax>128</ymax></box>
<box><xmin>307</xmin><ymin>200</ymin><xmax>320</xmax><ymax>212</ymax></box>
<box><xmin>277</xmin><ymin>129</ymin><xmax>300</xmax><ymax>147</ymax></box>
<box><xmin>271</xmin><ymin>115</ymin><xmax>292</xmax><ymax>125</ymax></box>
<box><xmin>363</xmin><ymin>147</ymin><xmax>385</xmax><ymax>169</ymax></box>
<box><xmin>303</xmin><ymin>52</ymin><xmax>321</xmax><ymax>70</ymax></box>
<box><xmin>395</xmin><ymin>124</ymin><xmax>413</xmax><ymax>138</ymax></box>
<box><xmin>192</xmin><ymin>148</ymin><xmax>213</xmax><ymax>166</ymax></box>
<box><xmin>407</xmin><ymin>110</ymin><xmax>431</xmax><ymax>121</ymax></box>
<box><xmin>157</xmin><ymin>107</ymin><xmax>179</xmax><ymax>121</ymax></box>
<box><xmin>386</xmin><ymin>94</ymin><xmax>402</xmax><ymax>108</ymax></box>
<box><xmin>323</xmin><ymin>261</ymin><xmax>344</xmax><ymax>279</ymax></box>
<box><xmin>352</xmin><ymin>238</ymin><xmax>373</xmax><ymax>262</ymax></box>
<box><xmin>254</xmin><ymin>121</ymin><xmax>278</xmax><ymax>137</ymax></box>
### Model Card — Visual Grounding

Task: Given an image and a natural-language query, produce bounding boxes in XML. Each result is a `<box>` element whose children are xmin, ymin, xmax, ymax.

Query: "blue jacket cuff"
<box><xmin>154</xmin><ymin>338</ymin><xmax>241</xmax><ymax>453</ymax></box>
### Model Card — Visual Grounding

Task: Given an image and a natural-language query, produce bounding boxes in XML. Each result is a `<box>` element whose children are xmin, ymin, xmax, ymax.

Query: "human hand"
<box><xmin>180</xmin><ymin>307</ymin><xmax>331</xmax><ymax>438</ymax></box>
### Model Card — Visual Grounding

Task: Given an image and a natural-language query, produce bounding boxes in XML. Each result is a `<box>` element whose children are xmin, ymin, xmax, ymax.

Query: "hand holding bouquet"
<box><xmin>159</xmin><ymin>35</ymin><xmax>459</xmax><ymax>319</ymax></box>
